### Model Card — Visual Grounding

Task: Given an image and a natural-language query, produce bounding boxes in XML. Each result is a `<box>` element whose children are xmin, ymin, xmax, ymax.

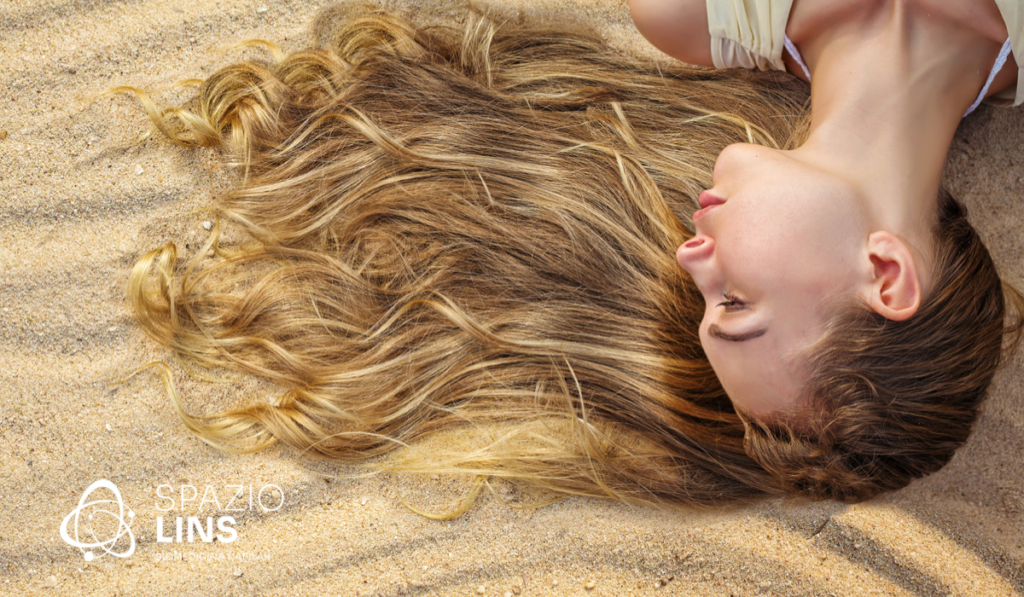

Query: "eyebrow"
<box><xmin>707</xmin><ymin>324</ymin><xmax>768</xmax><ymax>342</ymax></box>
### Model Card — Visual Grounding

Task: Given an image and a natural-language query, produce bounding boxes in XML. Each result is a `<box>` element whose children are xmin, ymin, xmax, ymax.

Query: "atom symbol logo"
<box><xmin>60</xmin><ymin>479</ymin><xmax>136</xmax><ymax>561</ymax></box>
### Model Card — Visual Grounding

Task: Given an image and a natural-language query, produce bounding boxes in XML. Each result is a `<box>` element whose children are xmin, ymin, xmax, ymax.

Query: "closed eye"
<box><xmin>717</xmin><ymin>292</ymin><xmax>746</xmax><ymax>312</ymax></box>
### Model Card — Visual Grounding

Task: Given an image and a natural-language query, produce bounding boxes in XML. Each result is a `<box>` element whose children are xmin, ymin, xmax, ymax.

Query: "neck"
<box><xmin>790</xmin><ymin>3</ymin><xmax>1002</xmax><ymax>239</ymax></box>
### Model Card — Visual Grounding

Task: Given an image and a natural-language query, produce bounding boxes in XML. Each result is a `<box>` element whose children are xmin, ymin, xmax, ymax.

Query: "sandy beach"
<box><xmin>2</xmin><ymin>0</ymin><xmax>1023</xmax><ymax>595</ymax></box>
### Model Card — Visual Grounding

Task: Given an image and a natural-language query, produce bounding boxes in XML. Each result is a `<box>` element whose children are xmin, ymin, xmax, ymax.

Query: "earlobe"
<box><xmin>865</xmin><ymin>232</ymin><xmax>923</xmax><ymax>321</ymax></box>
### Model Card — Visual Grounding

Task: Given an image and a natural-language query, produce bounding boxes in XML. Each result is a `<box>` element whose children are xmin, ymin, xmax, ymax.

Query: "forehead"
<box><xmin>701</xmin><ymin>312</ymin><xmax>820</xmax><ymax>416</ymax></box>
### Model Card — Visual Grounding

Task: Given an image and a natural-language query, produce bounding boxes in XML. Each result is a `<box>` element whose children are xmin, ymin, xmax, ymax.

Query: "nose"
<box><xmin>677</xmin><ymin>235</ymin><xmax>721</xmax><ymax>303</ymax></box>
<box><xmin>676</xmin><ymin>234</ymin><xmax>715</xmax><ymax>274</ymax></box>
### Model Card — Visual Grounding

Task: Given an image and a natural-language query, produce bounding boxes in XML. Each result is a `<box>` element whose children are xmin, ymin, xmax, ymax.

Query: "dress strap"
<box><xmin>964</xmin><ymin>38</ymin><xmax>1013</xmax><ymax>117</ymax></box>
<box><xmin>784</xmin><ymin>35</ymin><xmax>811</xmax><ymax>80</ymax></box>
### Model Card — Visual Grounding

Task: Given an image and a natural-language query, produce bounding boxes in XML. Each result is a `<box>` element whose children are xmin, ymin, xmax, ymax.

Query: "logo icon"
<box><xmin>60</xmin><ymin>479</ymin><xmax>136</xmax><ymax>561</ymax></box>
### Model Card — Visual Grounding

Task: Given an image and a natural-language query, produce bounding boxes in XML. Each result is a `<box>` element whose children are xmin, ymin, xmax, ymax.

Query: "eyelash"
<box><xmin>717</xmin><ymin>292</ymin><xmax>746</xmax><ymax>311</ymax></box>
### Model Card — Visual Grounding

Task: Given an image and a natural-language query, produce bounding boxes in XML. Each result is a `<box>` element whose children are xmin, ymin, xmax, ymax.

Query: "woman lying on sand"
<box><xmin>121</xmin><ymin>2</ymin><xmax>1020</xmax><ymax>511</ymax></box>
<box><xmin>629</xmin><ymin>0</ymin><xmax>1023</xmax><ymax>414</ymax></box>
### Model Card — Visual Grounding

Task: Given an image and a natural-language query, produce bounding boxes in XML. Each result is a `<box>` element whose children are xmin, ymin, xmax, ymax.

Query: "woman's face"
<box><xmin>677</xmin><ymin>143</ymin><xmax>870</xmax><ymax>417</ymax></box>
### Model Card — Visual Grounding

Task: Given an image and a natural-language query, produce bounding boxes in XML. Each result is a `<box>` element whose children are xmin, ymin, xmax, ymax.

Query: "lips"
<box><xmin>693</xmin><ymin>191</ymin><xmax>725</xmax><ymax>223</ymax></box>
<box><xmin>698</xmin><ymin>191</ymin><xmax>725</xmax><ymax>208</ymax></box>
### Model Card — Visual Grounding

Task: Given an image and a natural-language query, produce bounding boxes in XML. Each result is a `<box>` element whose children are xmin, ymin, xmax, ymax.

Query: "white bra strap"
<box><xmin>784</xmin><ymin>35</ymin><xmax>811</xmax><ymax>81</ymax></box>
<box><xmin>964</xmin><ymin>38</ymin><xmax>1013</xmax><ymax>117</ymax></box>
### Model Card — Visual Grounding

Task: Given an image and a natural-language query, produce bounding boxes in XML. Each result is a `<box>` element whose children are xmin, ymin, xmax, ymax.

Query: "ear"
<box><xmin>865</xmin><ymin>231</ymin><xmax>923</xmax><ymax>321</ymax></box>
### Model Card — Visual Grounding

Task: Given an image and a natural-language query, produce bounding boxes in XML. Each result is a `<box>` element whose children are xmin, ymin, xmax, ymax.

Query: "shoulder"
<box><xmin>628</xmin><ymin>0</ymin><xmax>714</xmax><ymax>67</ymax></box>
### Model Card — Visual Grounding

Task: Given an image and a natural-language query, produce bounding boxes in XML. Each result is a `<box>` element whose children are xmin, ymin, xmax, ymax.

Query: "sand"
<box><xmin>1</xmin><ymin>0</ymin><xmax>1023</xmax><ymax>595</ymax></box>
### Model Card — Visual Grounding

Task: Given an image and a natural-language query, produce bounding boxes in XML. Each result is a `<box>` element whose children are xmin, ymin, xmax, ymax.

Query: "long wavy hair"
<box><xmin>122</xmin><ymin>4</ymin><xmax>1018</xmax><ymax>511</ymax></box>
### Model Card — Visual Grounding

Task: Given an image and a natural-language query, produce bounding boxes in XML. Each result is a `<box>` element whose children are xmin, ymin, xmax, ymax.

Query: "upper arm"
<box><xmin>628</xmin><ymin>0</ymin><xmax>715</xmax><ymax>67</ymax></box>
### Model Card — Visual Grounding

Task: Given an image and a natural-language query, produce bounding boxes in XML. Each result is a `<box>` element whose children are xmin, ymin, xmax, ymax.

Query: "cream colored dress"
<box><xmin>705</xmin><ymin>0</ymin><xmax>1024</xmax><ymax>106</ymax></box>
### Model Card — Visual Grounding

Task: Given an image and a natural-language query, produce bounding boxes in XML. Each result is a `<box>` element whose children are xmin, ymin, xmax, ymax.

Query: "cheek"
<box><xmin>716</xmin><ymin>206</ymin><xmax>791</xmax><ymax>263</ymax></box>
<box><xmin>717</xmin><ymin>232</ymin><xmax>782</xmax><ymax>288</ymax></box>
<box><xmin>731</xmin><ymin>213</ymin><xmax>843</xmax><ymax>283</ymax></box>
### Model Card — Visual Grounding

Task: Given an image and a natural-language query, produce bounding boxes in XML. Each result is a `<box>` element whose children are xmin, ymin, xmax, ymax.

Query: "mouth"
<box><xmin>693</xmin><ymin>191</ymin><xmax>725</xmax><ymax>223</ymax></box>
<box><xmin>698</xmin><ymin>191</ymin><xmax>725</xmax><ymax>208</ymax></box>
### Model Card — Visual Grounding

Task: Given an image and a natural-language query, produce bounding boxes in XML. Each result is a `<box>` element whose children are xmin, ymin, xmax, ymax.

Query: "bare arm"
<box><xmin>628</xmin><ymin>0</ymin><xmax>715</xmax><ymax>67</ymax></box>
